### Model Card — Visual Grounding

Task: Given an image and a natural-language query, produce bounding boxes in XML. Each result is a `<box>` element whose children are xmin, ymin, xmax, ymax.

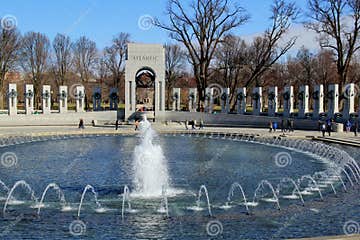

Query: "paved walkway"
<box><xmin>0</xmin><ymin>123</ymin><xmax>358</xmax><ymax>140</ymax></box>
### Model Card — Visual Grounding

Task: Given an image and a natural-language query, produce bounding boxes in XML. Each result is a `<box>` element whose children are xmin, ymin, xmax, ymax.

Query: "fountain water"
<box><xmin>188</xmin><ymin>185</ymin><xmax>212</xmax><ymax>216</ymax></box>
<box><xmin>3</xmin><ymin>180</ymin><xmax>38</xmax><ymax>216</ymax></box>
<box><xmin>299</xmin><ymin>175</ymin><xmax>323</xmax><ymax>200</ymax></box>
<box><xmin>0</xmin><ymin>180</ymin><xmax>9</xmax><ymax>193</ymax></box>
<box><xmin>277</xmin><ymin>178</ymin><xmax>305</xmax><ymax>205</ymax></box>
<box><xmin>77</xmin><ymin>185</ymin><xmax>103</xmax><ymax>218</ymax></box>
<box><xmin>253</xmin><ymin>180</ymin><xmax>281</xmax><ymax>210</ymax></box>
<box><xmin>37</xmin><ymin>183</ymin><xmax>68</xmax><ymax>215</ymax></box>
<box><xmin>225</xmin><ymin>182</ymin><xmax>249</xmax><ymax>214</ymax></box>
<box><xmin>121</xmin><ymin>185</ymin><xmax>133</xmax><ymax>220</ymax></box>
<box><xmin>158</xmin><ymin>185</ymin><xmax>169</xmax><ymax>217</ymax></box>
<box><xmin>133</xmin><ymin>116</ymin><xmax>170</xmax><ymax>197</ymax></box>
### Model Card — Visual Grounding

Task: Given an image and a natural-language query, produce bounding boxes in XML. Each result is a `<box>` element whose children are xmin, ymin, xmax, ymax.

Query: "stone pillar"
<box><xmin>221</xmin><ymin>88</ymin><xmax>230</xmax><ymax>113</ymax></box>
<box><xmin>252</xmin><ymin>87</ymin><xmax>262</xmax><ymax>115</ymax></box>
<box><xmin>92</xmin><ymin>87</ymin><xmax>102</xmax><ymax>111</ymax></box>
<box><xmin>298</xmin><ymin>85</ymin><xmax>309</xmax><ymax>118</ymax></box>
<box><xmin>268</xmin><ymin>86</ymin><xmax>278</xmax><ymax>117</ymax></box>
<box><xmin>59</xmin><ymin>86</ymin><xmax>68</xmax><ymax>113</ymax></box>
<box><xmin>24</xmin><ymin>84</ymin><xmax>34</xmax><ymax>115</ymax></box>
<box><xmin>237</xmin><ymin>88</ymin><xmax>247</xmax><ymax>114</ymax></box>
<box><xmin>75</xmin><ymin>85</ymin><xmax>85</xmax><ymax>112</ymax></box>
<box><xmin>312</xmin><ymin>84</ymin><xmax>324</xmax><ymax>119</ymax></box>
<box><xmin>204</xmin><ymin>88</ymin><xmax>213</xmax><ymax>113</ymax></box>
<box><xmin>7</xmin><ymin>83</ymin><xmax>17</xmax><ymax>116</ymax></box>
<box><xmin>342</xmin><ymin>83</ymin><xmax>356</xmax><ymax>119</ymax></box>
<box><xmin>109</xmin><ymin>88</ymin><xmax>118</xmax><ymax>110</ymax></box>
<box><xmin>283</xmin><ymin>86</ymin><xmax>294</xmax><ymax>117</ymax></box>
<box><xmin>42</xmin><ymin>85</ymin><xmax>51</xmax><ymax>114</ymax></box>
<box><xmin>327</xmin><ymin>84</ymin><xmax>339</xmax><ymax>118</ymax></box>
<box><xmin>188</xmin><ymin>88</ymin><xmax>197</xmax><ymax>112</ymax></box>
<box><xmin>172</xmin><ymin>88</ymin><xmax>181</xmax><ymax>111</ymax></box>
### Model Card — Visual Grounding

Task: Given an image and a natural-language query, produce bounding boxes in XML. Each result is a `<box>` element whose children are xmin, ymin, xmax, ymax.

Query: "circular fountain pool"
<box><xmin>0</xmin><ymin>131</ymin><xmax>359</xmax><ymax>239</ymax></box>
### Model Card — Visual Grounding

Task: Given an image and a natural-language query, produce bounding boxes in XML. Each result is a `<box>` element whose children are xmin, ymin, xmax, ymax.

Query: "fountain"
<box><xmin>0</xmin><ymin>130</ymin><xmax>358</xmax><ymax>239</ymax></box>
<box><xmin>253</xmin><ymin>180</ymin><xmax>281</xmax><ymax>210</ymax></box>
<box><xmin>121</xmin><ymin>185</ymin><xmax>133</xmax><ymax>220</ymax></box>
<box><xmin>224</xmin><ymin>182</ymin><xmax>250</xmax><ymax>214</ymax></box>
<box><xmin>299</xmin><ymin>175</ymin><xmax>323</xmax><ymax>200</ymax></box>
<box><xmin>277</xmin><ymin>178</ymin><xmax>305</xmax><ymax>205</ymax></box>
<box><xmin>133</xmin><ymin>116</ymin><xmax>170</xmax><ymax>198</ymax></box>
<box><xmin>3</xmin><ymin>180</ymin><xmax>38</xmax><ymax>216</ymax></box>
<box><xmin>37</xmin><ymin>183</ymin><xmax>68</xmax><ymax>215</ymax></box>
<box><xmin>157</xmin><ymin>185</ymin><xmax>169</xmax><ymax>217</ymax></box>
<box><xmin>77</xmin><ymin>185</ymin><xmax>103</xmax><ymax>218</ymax></box>
<box><xmin>188</xmin><ymin>185</ymin><xmax>212</xmax><ymax>217</ymax></box>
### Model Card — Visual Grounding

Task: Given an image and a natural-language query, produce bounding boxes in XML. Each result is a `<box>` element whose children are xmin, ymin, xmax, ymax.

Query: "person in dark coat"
<box><xmin>115</xmin><ymin>120</ymin><xmax>119</xmax><ymax>130</ymax></box>
<box><xmin>78</xmin><ymin>119</ymin><xmax>84</xmax><ymax>129</ymax></box>
<box><xmin>321</xmin><ymin>122</ymin><xmax>326</xmax><ymax>137</ymax></box>
<box><xmin>354</xmin><ymin>121</ymin><xmax>359</xmax><ymax>137</ymax></box>
<box><xmin>281</xmin><ymin>119</ymin><xmax>287</xmax><ymax>133</ymax></box>
<box><xmin>326</xmin><ymin>119</ymin><xmax>332</xmax><ymax>136</ymax></box>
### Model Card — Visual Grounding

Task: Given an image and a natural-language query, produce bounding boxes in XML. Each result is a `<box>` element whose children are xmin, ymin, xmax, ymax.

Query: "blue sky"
<box><xmin>1</xmin><ymin>0</ymin><xmax>310</xmax><ymax>49</ymax></box>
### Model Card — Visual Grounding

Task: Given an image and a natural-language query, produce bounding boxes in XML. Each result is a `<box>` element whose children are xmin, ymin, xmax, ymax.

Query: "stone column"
<box><xmin>283</xmin><ymin>86</ymin><xmax>294</xmax><ymax>117</ymax></box>
<box><xmin>237</xmin><ymin>88</ymin><xmax>247</xmax><ymax>114</ymax></box>
<box><xmin>109</xmin><ymin>88</ymin><xmax>118</xmax><ymax>110</ymax></box>
<box><xmin>327</xmin><ymin>84</ymin><xmax>339</xmax><ymax>118</ymax></box>
<box><xmin>312</xmin><ymin>84</ymin><xmax>324</xmax><ymax>119</ymax></box>
<box><xmin>75</xmin><ymin>85</ymin><xmax>85</xmax><ymax>112</ymax></box>
<box><xmin>252</xmin><ymin>87</ymin><xmax>262</xmax><ymax>115</ymax></box>
<box><xmin>221</xmin><ymin>88</ymin><xmax>230</xmax><ymax>113</ymax></box>
<box><xmin>204</xmin><ymin>88</ymin><xmax>213</xmax><ymax>113</ymax></box>
<box><xmin>92</xmin><ymin>87</ymin><xmax>102</xmax><ymax>111</ymax></box>
<box><xmin>268</xmin><ymin>86</ymin><xmax>278</xmax><ymax>117</ymax></box>
<box><xmin>59</xmin><ymin>86</ymin><xmax>68</xmax><ymax>113</ymax></box>
<box><xmin>42</xmin><ymin>85</ymin><xmax>51</xmax><ymax>114</ymax></box>
<box><xmin>342</xmin><ymin>83</ymin><xmax>356</xmax><ymax>119</ymax></box>
<box><xmin>172</xmin><ymin>88</ymin><xmax>181</xmax><ymax>111</ymax></box>
<box><xmin>24</xmin><ymin>84</ymin><xmax>34</xmax><ymax>115</ymax></box>
<box><xmin>188</xmin><ymin>88</ymin><xmax>197</xmax><ymax>112</ymax></box>
<box><xmin>298</xmin><ymin>85</ymin><xmax>309</xmax><ymax>118</ymax></box>
<box><xmin>7</xmin><ymin>83</ymin><xmax>17</xmax><ymax>116</ymax></box>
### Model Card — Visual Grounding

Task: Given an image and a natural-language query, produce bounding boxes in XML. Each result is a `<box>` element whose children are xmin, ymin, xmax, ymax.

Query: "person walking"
<box><xmin>326</xmin><ymin>119</ymin><xmax>332</xmax><ymax>136</ymax></box>
<box><xmin>289</xmin><ymin>119</ymin><xmax>294</xmax><ymax>132</ymax></box>
<box><xmin>321</xmin><ymin>122</ymin><xmax>326</xmax><ymax>137</ymax></box>
<box><xmin>199</xmin><ymin>119</ymin><xmax>204</xmax><ymax>130</ymax></box>
<box><xmin>269</xmin><ymin>121</ymin><xmax>273</xmax><ymax>133</ymax></box>
<box><xmin>354</xmin><ymin>121</ymin><xmax>358</xmax><ymax>137</ymax></box>
<box><xmin>345</xmin><ymin>120</ymin><xmax>351</xmax><ymax>133</ymax></box>
<box><xmin>115</xmin><ymin>120</ymin><xmax>119</xmax><ymax>130</ymax></box>
<box><xmin>78</xmin><ymin>119</ymin><xmax>85</xmax><ymax>129</ymax></box>
<box><xmin>185</xmin><ymin>120</ymin><xmax>189</xmax><ymax>130</ymax></box>
<box><xmin>273</xmin><ymin>122</ymin><xmax>278</xmax><ymax>132</ymax></box>
<box><xmin>281</xmin><ymin>119</ymin><xmax>287</xmax><ymax>133</ymax></box>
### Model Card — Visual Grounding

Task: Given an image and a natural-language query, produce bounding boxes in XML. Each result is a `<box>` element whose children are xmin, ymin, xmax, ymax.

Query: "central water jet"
<box><xmin>133</xmin><ymin>116</ymin><xmax>170</xmax><ymax>198</ymax></box>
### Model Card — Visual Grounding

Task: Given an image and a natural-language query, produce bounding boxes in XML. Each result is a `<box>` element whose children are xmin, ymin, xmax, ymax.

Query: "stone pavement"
<box><xmin>0</xmin><ymin>123</ymin><xmax>358</xmax><ymax>142</ymax></box>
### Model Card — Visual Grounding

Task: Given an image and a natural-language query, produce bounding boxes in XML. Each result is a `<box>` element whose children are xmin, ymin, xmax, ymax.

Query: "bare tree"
<box><xmin>103</xmin><ymin>32</ymin><xmax>130</xmax><ymax>88</ymax></box>
<box><xmin>306</xmin><ymin>0</ymin><xmax>360</xmax><ymax>86</ymax></box>
<box><xmin>52</xmin><ymin>33</ymin><xmax>72</xmax><ymax>86</ymax></box>
<box><xmin>213</xmin><ymin>35</ymin><xmax>247</xmax><ymax>110</ymax></box>
<box><xmin>72</xmin><ymin>36</ymin><xmax>98</xmax><ymax>83</ymax></box>
<box><xmin>20</xmin><ymin>32</ymin><xmax>51</xmax><ymax>107</ymax></box>
<box><xmin>244</xmin><ymin>0</ymin><xmax>298</xmax><ymax>87</ymax></box>
<box><xmin>295</xmin><ymin>46</ymin><xmax>317</xmax><ymax>86</ymax></box>
<box><xmin>72</xmin><ymin>36</ymin><xmax>98</xmax><ymax>110</ymax></box>
<box><xmin>0</xmin><ymin>26</ymin><xmax>21</xmax><ymax>108</ymax></box>
<box><xmin>156</xmin><ymin>0</ymin><xmax>249</xmax><ymax>107</ymax></box>
<box><xmin>165</xmin><ymin>43</ymin><xmax>185</xmax><ymax>109</ymax></box>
